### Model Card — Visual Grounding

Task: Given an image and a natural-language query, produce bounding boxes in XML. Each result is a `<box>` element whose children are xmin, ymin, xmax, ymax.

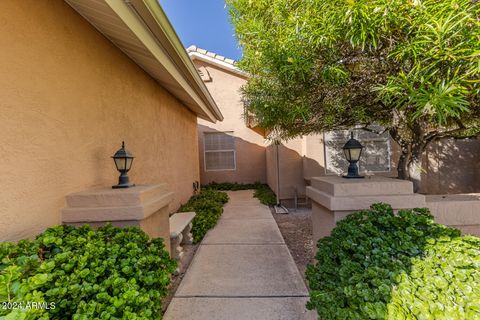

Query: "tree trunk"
<box><xmin>391</xmin><ymin>124</ymin><xmax>426</xmax><ymax>193</ymax></box>
<box><xmin>407</xmin><ymin>150</ymin><xmax>423</xmax><ymax>193</ymax></box>
<box><xmin>396</xmin><ymin>147</ymin><xmax>424</xmax><ymax>192</ymax></box>
<box><xmin>397</xmin><ymin>146</ymin><xmax>410</xmax><ymax>180</ymax></box>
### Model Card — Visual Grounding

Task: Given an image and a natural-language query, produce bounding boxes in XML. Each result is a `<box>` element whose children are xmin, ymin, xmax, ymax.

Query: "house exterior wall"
<box><xmin>266</xmin><ymin>133</ymin><xmax>478</xmax><ymax>206</ymax></box>
<box><xmin>0</xmin><ymin>1</ymin><xmax>199</xmax><ymax>241</ymax></box>
<box><xmin>420</xmin><ymin>138</ymin><xmax>480</xmax><ymax>194</ymax></box>
<box><xmin>302</xmin><ymin>134</ymin><xmax>327</xmax><ymax>181</ymax></box>
<box><xmin>195</xmin><ymin>60</ymin><xmax>267</xmax><ymax>184</ymax></box>
<box><xmin>300</xmin><ymin>136</ymin><xmax>479</xmax><ymax>195</ymax></box>
<box><xmin>266</xmin><ymin>139</ymin><xmax>306</xmax><ymax>203</ymax></box>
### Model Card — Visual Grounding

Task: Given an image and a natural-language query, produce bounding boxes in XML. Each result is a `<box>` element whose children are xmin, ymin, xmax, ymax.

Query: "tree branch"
<box><xmin>426</xmin><ymin>127</ymin><xmax>479</xmax><ymax>143</ymax></box>
<box><xmin>359</xmin><ymin>124</ymin><xmax>388</xmax><ymax>135</ymax></box>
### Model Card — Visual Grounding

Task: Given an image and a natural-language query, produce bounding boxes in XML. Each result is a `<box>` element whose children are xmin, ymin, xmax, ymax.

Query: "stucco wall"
<box><xmin>421</xmin><ymin>138</ymin><xmax>480</xmax><ymax>194</ymax></box>
<box><xmin>266</xmin><ymin>138</ymin><xmax>306</xmax><ymax>203</ymax></box>
<box><xmin>381</xmin><ymin>137</ymin><xmax>480</xmax><ymax>194</ymax></box>
<box><xmin>266</xmin><ymin>133</ymin><xmax>479</xmax><ymax>205</ymax></box>
<box><xmin>426</xmin><ymin>194</ymin><xmax>480</xmax><ymax>236</ymax></box>
<box><xmin>302</xmin><ymin>134</ymin><xmax>327</xmax><ymax>181</ymax></box>
<box><xmin>195</xmin><ymin>60</ymin><xmax>267</xmax><ymax>184</ymax></box>
<box><xmin>0</xmin><ymin>1</ymin><xmax>199</xmax><ymax>241</ymax></box>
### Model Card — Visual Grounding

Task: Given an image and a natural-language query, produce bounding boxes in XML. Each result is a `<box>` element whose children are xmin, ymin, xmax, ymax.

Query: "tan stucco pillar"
<box><xmin>306</xmin><ymin>176</ymin><xmax>426</xmax><ymax>244</ymax></box>
<box><xmin>62</xmin><ymin>184</ymin><xmax>174</xmax><ymax>254</ymax></box>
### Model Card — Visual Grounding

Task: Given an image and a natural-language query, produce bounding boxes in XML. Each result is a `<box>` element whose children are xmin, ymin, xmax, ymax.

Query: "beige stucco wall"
<box><xmin>266</xmin><ymin>139</ymin><xmax>306</xmax><ymax>203</ymax></box>
<box><xmin>302</xmin><ymin>136</ymin><xmax>479</xmax><ymax>194</ymax></box>
<box><xmin>375</xmin><ymin>137</ymin><xmax>480</xmax><ymax>194</ymax></box>
<box><xmin>426</xmin><ymin>194</ymin><xmax>480</xmax><ymax>236</ymax></box>
<box><xmin>269</xmin><ymin>134</ymin><xmax>363</xmax><ymax>205</ymax></box>
<box><xmin>302</xmin><ymin>134</ymin><xmax>327</xmax><ymax>181</ymax></box>
<box><xmin>0</xmin><ymin>1</ymin><xmax>199</xmax><ymax>241</ymax></box>
<box><xmin>195</xmin><ymin>60</ymin><xmax>267</xmax><ymax>184</ymax></box>
<box><xmin>265</xmin><ymin>133</ymin><xmax>479</xmax><ymax>205</ymax></box>
<box><xmin>421</xmin><ymin>138</ymin><xmax>480</xmax><ymax>194</ymax></box>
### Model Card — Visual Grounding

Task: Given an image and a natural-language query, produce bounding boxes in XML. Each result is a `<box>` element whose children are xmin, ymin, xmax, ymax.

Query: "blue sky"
<box><xmin>159</xmin><ymin>0</ymin><xmax>242</xmax><ymax>61</ymax></box>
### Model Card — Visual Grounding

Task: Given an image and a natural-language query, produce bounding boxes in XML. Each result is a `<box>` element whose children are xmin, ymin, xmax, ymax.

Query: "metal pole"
<box><xmin>273</xmin><ymin>142</ymin><xmax>289</xmax><ymax>214</ymax></box>
<box><xmin>276</xmin><ymin>142</ymin><xmax>280</xmax><ymax>206</ymax></box>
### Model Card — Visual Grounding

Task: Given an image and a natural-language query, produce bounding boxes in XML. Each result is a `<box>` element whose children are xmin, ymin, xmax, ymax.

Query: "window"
<box><xmin>204</xmin><ymin>132</ymin><xmax>236</xmax><ymax>171</ymax></box>
<box><xmin>324</xmin><ymin>127</ymin><xmax>391</xmax><ymax>174</ymax></box>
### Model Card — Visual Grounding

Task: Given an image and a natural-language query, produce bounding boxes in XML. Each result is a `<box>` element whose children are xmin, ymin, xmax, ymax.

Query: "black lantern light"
<box><xmin>112</xmin><ymin>141</ymin><xmax>135</xmax><ymax>188</ymax></box>
<box><xmin>342</xmin><ymin>132</ymin><xmax>364</xmax><ymax>179</ymax></box>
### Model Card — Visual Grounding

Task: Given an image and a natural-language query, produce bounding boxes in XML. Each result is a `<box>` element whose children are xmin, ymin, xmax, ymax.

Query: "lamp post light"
<box><xmin>342</xmin><ymin>132</ymin><xmax>364</xmax><ymax>179</ymax></box>
<box><xmin>112</xmin><ymin>141</ymin><xmax>135</xmax><ymax>188</ymax></box>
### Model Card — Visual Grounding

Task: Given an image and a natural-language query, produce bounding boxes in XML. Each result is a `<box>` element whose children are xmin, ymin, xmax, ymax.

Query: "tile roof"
<box><xmin>186</xmin><ymin>45</ymin><xmax>236</xmax><ymax>65</ymax></box>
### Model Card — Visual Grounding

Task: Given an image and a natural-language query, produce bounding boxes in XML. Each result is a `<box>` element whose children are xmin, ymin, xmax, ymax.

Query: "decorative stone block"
<box><xmin>182</xmin><ymin>223</ymin><xmax>193</xmax><ymax>245</ymax></box>
<box><xmin>171</xmin><ymin>232</ymin><xmax>184</xmax><ymax>261</ymax></box>
<box><xmin>169</xmin><ymin>212</ymin><xmax>196</xmax><ymax>265</ymax></box>
<box><xmin>62</xmin><ymin>184</ymin><xmax>174</xmax><ymax>254</ymax></box>
<box><xmin>307</xmin><ymin>176</ymin><xmax>426</xmax><ymax>244</ymax></box>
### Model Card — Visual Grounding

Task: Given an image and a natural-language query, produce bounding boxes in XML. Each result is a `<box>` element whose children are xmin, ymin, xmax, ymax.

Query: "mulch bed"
<box><xmin>272</xmin><ymin>208</ymin><xmax>315</xmax><ymax>282</ymax></box>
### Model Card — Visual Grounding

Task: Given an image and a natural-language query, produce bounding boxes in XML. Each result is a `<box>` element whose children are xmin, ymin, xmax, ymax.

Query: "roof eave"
<box><xmin>65</xmin><ymin>0</ymin><xmax>223</xmax><ymax>122</ymax></box>
<box><xmin>188</xmin><ymin>52</ymin><xmax>249</xmax><ymax>79</ymax></box>
<box><xmin>128</xmin><ymin>0</ymin><xmax>223</xmax><ymax>121</ymax></box>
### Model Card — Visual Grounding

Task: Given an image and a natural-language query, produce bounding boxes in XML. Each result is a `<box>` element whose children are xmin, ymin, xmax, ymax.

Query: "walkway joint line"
<box><xmin>164</xmin><ymin>190</ymin><xmax>314</xmax><ymax>319</ymax></box>
<box><xmin>173</xmin><ymin>295</ymin><xmax>311</xmax><ymax>298</ymax></box>
<box><xmin>200</xmin><ymin>243</ymin><xmax>286</xmax><ymax>246</ymax></box>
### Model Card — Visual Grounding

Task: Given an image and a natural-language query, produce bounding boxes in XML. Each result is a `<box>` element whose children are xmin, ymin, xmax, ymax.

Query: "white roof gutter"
<box><xmin>188</xmin><ymin>52</ymin><xmax>249</xmax><ymax>78</ymax></box>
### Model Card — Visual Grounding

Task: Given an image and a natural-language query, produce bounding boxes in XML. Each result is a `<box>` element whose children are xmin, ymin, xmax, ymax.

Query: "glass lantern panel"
<box><xmin>349</xmin><ymin>148</ymin><xmax>361</xmax><ymax>161</ymax></box>
<box><xmin>125</xmin><ymin>158</ymin><xmax>133</xmax><ymax>171</ymax></box>
<box><xmin>343</xmin><ymin>149</ymin><xmax>351</xmax><ymax>161</ymax></box>
<box><xmin>114</xmin><ymin>157</ymin><xmax>127</xmax><ymax>170</ymax></box>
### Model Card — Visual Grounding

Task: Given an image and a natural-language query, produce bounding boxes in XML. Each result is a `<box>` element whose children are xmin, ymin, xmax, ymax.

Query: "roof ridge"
<box><xmin>186</xmin><ymin>45</ymin><xmax>236</xmax><ymax>65</ymax></box>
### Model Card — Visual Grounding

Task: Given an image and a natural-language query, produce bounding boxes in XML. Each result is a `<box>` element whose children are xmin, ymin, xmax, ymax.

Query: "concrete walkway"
<box><xmin>165</xmin><ymin>190</ymin><xmax>315</xmax><ymax>320</ymax></box>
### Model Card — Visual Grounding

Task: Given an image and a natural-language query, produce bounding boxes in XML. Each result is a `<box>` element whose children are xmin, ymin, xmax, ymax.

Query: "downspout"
<box><xmin>274</xmin><ymin>141</ymin><xmax>289</xmax><ymax>214</ymax></box>
<box><xmin>276</xmin><ymin>142</ymin><xmax>280</xmax><ymax>205</ymax></box>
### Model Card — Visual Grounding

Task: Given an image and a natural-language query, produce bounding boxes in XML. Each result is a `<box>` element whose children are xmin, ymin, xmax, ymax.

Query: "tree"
<box><xmin>227</xmin><ymin>0</ymin><xmax>480</xmax><ymax>191</ymax></box>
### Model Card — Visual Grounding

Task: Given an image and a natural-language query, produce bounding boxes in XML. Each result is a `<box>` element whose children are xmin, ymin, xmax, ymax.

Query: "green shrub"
<box><xmin>306</xmin><ymin>203</ymin><xmax>480</xmax><ymax>320</ymax></box>
<box><xmin>203</xmin><ymin>181</ymin><xmax>263</xmax><ymax>191</ymax></box>
<box><xmin>191</xmin><ymin>189</ymin><xmax>229</xmax><ymax>205</ymax></box>
<box><xmin>253</xmin><ymin>184</ymin><xmax>277</xmax><ymax>206</ymax></box>
<box><xmin>0</xmin><ymin>224</ymin><xmax>176</xmax><ymax>320</ymax></box>
<box><xmin>178</xmin><ymin>190</ymin><xmax>229</xmax><ymax>243</ymax></box>
<box><xmin>203</xmin><ymin>182</ymin><xmax>276</xmax><ymax>206</ymax></box>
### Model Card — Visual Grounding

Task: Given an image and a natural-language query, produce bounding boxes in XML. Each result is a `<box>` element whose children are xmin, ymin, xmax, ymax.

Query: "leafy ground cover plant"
<box><xmin>253</xmin><ymin>184</ymin><xmax>277</xmax><ymax>206</ymax></box>
<box><xmin>0</xmin><ymin>224</ymin><xmax>176</xmax><ymax>320</ymax></box>
<box><xmin>306</xmin><ymin>203</ymin><xmax>480</xmax><ymax>319</ymax></box>
<box><xmin>202</xmin><ymin>182</ymin><xmax>262</xmax><ymax>191</ymax></box>
<box><xmin>203</xmin><ymin>182</ymin><xmax>276</xmax><ymax>206</ymax></box>
<box><xmin>178</xmin><ymin>189</ymin><xmax>229</xmax><ymax>243</ymax></box>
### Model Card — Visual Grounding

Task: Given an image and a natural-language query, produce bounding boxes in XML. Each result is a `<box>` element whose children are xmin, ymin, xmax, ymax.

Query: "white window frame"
<box><xmin>203</xmin><ymin>132</ymin><xmax>237</xmax><ymax>172</ymax></box>
<box><xmin>323</xmin><ymin>128</ymin><xmax>392</xmax><ymax>175</ymax></box>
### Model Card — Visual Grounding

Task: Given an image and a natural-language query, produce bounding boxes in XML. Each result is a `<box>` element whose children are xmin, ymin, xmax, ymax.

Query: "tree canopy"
<box><xmin>227</xmin><ymin>0</ymin><xmax>480</xmax><ymax>187</ymax></box>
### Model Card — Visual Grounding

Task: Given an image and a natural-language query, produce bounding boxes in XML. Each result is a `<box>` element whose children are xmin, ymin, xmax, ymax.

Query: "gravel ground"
<box><xmin>272</xmin><ymin>207</ymin><xmax>314</xmax><ymax>281</ymax></box>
